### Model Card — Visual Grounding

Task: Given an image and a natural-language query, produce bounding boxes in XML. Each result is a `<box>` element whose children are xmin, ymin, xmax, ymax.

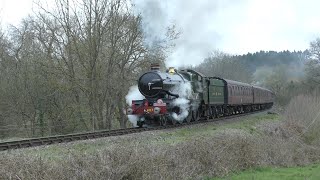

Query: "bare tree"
<box><xmin>35</xmin><ymin>0</ymin><xmax>152</xmax><ymax>129</ymax></box>
<box><xmin>0</xmin><ymin>0</ymin><xmax>171</xmax><ymax>138</ymax></box>
<box><xmin>195</xmin><ymin>51</ymin><xmax>252</xmax><ymax>83</ymax></box>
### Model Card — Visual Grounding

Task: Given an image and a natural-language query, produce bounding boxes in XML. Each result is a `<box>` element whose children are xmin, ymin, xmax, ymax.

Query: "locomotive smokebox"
<box><xmin>138</xmin><ymin>66</ymin><xmax>185</xmax><ymax>98</ymax></box>
<box><xmin>138</xmin><ymin>72</ymin><xmax>163</xmax><ymax>97</ymax></box>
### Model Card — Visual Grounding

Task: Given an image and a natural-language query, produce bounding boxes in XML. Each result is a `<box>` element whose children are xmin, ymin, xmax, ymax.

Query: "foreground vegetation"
<box><xmin>1</xmin><ymin>94</ymin><xmax>320</xmax><ymax>179</ymax></box>
<box><xmin>212</xmin><ymin>164</ymin><xmax>320</xmax><ymax>180</ymax></box>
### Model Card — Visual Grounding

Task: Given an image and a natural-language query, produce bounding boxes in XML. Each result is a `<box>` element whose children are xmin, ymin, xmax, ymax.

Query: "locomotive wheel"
<box><xmin>171</xmin><ymin>119</ymin><xmax>177</xmax><ymax>125</ymax></box>
<box><xmin>185</xmin><ymin>112</ymin><xmax>192</xmax><ymax>123</ymax></box>
<box><xmin>171</xmin><ymin>106</ymin><xmax>183</xmax><ymax>125</ymax></box>
<box><xmin>137</xmin><ymin>121</ymin><xmax>144</xmax><ymax>128</ymax></box>
<box><xmin>159</xmin><ymin>116</ymin><xmax>167</xmax><ymax>126</ymax></box>
<box><xmin>192</xmin><ymin>110</ymin><xmax>200</xmax><ymax>121</ymax></box>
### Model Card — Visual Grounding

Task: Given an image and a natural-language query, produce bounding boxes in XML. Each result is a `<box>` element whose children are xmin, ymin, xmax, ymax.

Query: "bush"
<box><xmin>282</xmin><ymin>94</ymin><xmax>320</xmax><ymax>144</ymax></box>
<box><xmin>2</xmin><ymin>100</ymin><xmax>320</xmax><ymax>179</ymax></box>
<box><xmin>2</xmin><ymin>126</ymin><xmax>320</xmax><ymax>180</ymax></box>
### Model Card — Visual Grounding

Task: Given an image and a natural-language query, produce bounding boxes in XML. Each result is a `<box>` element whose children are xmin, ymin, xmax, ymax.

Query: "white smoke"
<box><xmin>128</xmin><ymin>115</ymin><xmax>139</xmax><ymax>127</ymax></box>
<box><xmin>171</xmin><ymin>98</ymin><xmax>190</xmax><ymax>121</ymax></box>
<box><xmin>132</xmin><ymin>0</ymin><xmax>171</xmax><ymax>49</ymax></box>
<box><xmin>170</xmin><ymin>82</ymin><xmax>193</xmax><ymax>122</ymax></box>
<box><xmin>132</xmin><ymin>0</ymin><xmax>226</xmax><ymax>67</ymax></box>
<box><xmin>171</xmin><ymin>81</ymin><xmax>193</xmax><ymax>98</ymax></box>
<box><xmin>126</xmin><ymin>85</ymin><xmax>144</xmax><ymax>106</ymax></box>
<box><xmin>126</xmin><ymin>85</ymin><xmax>144</xmax><ymax>126</ymax></box>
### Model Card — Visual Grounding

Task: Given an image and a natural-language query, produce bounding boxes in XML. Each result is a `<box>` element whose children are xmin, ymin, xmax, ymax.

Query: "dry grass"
<box><xmin>1</xmin><ymin>131</ymin><xmax>320</xmax><ymax>179</ymax></box>
<box><xmin>2</xmin><ymin>97</ymin><xmax>320</xmax><ymax>179</ymax></box>
<box><xmin>282</xmin><ymin>94</ymin><xmax>320</xmax><ymax>145</ymax></box>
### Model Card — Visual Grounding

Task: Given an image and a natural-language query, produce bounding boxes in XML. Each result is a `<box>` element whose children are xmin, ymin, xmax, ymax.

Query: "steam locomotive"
<box><xmin>127</xmin><ymin>64</ymin><xmax>274</xmax><ymax>127</ymax></box>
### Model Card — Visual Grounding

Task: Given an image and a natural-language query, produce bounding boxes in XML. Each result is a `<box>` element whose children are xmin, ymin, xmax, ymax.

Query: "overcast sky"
<box><xmin>1</xmin><ymin>0</ymin><xmax>320</xmax><ymax>56</ymax></box>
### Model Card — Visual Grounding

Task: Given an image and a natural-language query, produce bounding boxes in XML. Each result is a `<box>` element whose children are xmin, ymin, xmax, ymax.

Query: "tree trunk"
<box><xmin>73</xmin><ymin>89</ymin><xmax>88</xmax><ymax>131</ymax></box>
<box><xmin>118</xmin><ymin>98</ymin><xmax>127</xmax><ymax>129</ymax></box>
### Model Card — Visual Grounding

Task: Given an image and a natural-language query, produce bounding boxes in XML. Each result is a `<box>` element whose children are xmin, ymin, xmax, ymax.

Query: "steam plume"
<box><xmin>170</xmin><ymin>82</ymin><xmax>193</xmax><ymax>122</ymax></box>
<box><xmin>132</xmin><ymin>0</ymin><xmax>220</xmax><ymax>67</ymax></box>
<box><xmin>127</xmin><ymin>115</ymin><xmax>139</xmax><ymax>127</ymax></box>
<box><xmin>125</xmin><ymin>85</ymin><xmax>144</xmax><ymax>127</ymax></box>
<box><xmin>126</xmin><ymin>85</ymin><xmax>144</xmax><ymax>106</ymax></box>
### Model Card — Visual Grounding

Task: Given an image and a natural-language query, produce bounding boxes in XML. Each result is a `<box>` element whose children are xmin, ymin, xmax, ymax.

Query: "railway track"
<box><xmin>0</xmin><ymin>109</ymin><xmax>269</xmax><ymax>151</ymax></box>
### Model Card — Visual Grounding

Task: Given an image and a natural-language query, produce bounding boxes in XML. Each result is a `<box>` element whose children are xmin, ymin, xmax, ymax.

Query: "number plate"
<box><xmin>146</xmin><ymin>108</ymin><xmax>154</xmax><ymax>112</ymax></box>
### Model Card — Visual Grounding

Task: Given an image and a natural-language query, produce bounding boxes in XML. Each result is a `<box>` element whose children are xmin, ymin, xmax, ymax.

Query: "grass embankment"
<box><xmin>1</xmin><ymin>95</ymin><xmax>320</xmax><ymax>180</ymax></box>
<box><xmin>212</xmin><ymin>164</ymin><xmax>320</xmax><ymax>180</ymax></box>
<box><xmin>6</xmin><ymin>113</ymin><xmax>278</xmax><ymax>157</ymax></box>
<box><xmin>156</xmin><ymin>113</ymin><xmax>278</xmax><ymax>144</ymax></box>
<box><xmin>0</xmin><ymin>113</ymin><xmax>280</xmax><ymax>179</ymax></box>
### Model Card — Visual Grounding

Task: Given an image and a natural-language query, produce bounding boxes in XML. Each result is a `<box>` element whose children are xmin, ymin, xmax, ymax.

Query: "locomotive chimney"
<box><xmin>150</xmin><ymin>63</ymin><xmax>160</xmax><ymax>71</ymax></box>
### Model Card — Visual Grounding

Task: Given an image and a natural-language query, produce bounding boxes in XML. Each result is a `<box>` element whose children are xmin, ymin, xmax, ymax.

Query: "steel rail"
<box><xmin>0</xmin><ymin>109</ymin><xmax>270</xmax><ymax>151</ymax></box>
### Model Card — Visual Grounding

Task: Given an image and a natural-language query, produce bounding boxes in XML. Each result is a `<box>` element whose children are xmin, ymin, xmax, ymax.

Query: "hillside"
<box><xmin>233</xmin><ymin>50</ymin><xmax>308</xmax><ymax>73</ymax></box>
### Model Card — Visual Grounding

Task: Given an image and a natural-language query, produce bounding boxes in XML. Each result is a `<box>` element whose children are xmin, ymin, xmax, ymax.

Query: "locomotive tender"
<box><xmin>127</xmin><ymin>64</ymin><xmax>274</xmax><ymax>127</ymax></box>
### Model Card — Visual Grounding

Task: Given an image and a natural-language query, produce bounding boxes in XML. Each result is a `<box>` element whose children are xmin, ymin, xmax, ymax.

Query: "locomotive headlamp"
<box><xmin>154</xmin><ymin>107</ymin><xmax>161</xmax><ymax>114</ymax></box>
<box><xmin>168</xmin><ymin>67</ymin><xmax>175</xmax><ymax>74</ymax></box>
<box><xmin>127</xmin><ymin>108</ymin><xmax>133</xmax><ymax>115</ymax></box>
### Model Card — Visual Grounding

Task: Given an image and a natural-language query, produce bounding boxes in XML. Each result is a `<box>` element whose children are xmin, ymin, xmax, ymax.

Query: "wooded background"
<box><xmin>1</xmin><ymin>0</ymin><xmax>320</xmax><ymax>139</ymax></box>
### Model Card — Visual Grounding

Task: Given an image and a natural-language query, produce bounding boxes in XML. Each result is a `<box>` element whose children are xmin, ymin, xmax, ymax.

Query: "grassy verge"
<box><xmin>1</xmin><ymin>107</ymin><xmax>320</xmax><ymax>180</ymax></box>
<box><xmin>211</xmin><ymin>164</ymin><xmax>320</xmax><ymax>180</ymax></box>
<box><xmin>155</xmin><ymin>113</ymin><xmax>279</xmax><ymax>144</ymax></box>
<box><xmin>9</xmin><ymin>113</ymin><xmax>279</xmax><ymax>158</ymax></box>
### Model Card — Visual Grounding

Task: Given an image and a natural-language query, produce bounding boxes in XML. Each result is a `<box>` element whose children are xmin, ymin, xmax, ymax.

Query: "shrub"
<box><xmin>282</xmin><ymin>94</ymin><xmax>320</xmax><ymax>144</ymax></box>
<box><xmin>2</xmin><ymin>100</ymin><xmax>320</xmax><ymax>179</ymax></box>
